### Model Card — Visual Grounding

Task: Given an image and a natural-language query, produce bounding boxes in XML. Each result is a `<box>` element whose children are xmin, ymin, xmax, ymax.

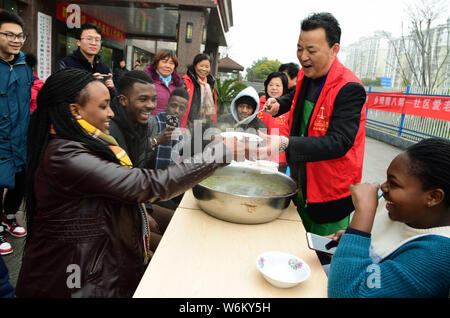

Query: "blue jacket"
<box><xmin>0</xmin><ymin>51</ymin><xmax>32</xmax><ymax>189</ymax></box>
<box><xmin>0</xmin><ymin>255</ymin><xmax>14</xmax><ymax>298</ymax></box>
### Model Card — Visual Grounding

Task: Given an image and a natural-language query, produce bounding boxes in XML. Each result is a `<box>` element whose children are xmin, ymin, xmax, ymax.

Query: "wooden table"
<box><xmin>133</xmin><ymin>190</ymin><xmax>328</xmax><ymax>298</ymax></box>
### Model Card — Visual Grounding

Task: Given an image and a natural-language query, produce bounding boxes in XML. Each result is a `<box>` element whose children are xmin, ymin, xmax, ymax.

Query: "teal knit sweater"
<box><xmin>328</xmin><ymin>233</ymin><xmax>450</xmax><ymax>298</ymax></box>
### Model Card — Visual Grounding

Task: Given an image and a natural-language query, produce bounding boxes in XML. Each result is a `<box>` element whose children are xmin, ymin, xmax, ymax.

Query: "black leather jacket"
<box><xmin>16</xmin><ymin>138</ymin><xmax>228</xmax><ymax>297</ymax></box>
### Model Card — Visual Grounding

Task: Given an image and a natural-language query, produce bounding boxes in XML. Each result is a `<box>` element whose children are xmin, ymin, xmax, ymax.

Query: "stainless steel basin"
<box><xmin>192</xmin><ymin>164</ymin><xmax>299</xmax><ymax>224</ymax></box>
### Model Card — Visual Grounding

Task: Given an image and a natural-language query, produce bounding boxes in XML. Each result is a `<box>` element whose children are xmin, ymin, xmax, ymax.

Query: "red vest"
<box><xmin>288</xmin><ymin>58</ymin><xmax>366</xmax><ymax>203</ymax></box>
<box><xmin>181</xmin><ymin>74</ymin><xmax>217</xmax><ymax>128</ymax></box>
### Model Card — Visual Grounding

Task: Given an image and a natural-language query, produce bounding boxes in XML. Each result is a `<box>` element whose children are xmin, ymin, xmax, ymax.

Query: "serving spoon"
<box><xmin>234</xmin><ymin>105</ymin><xmax>268</xmax><ymax>128</ymax></box>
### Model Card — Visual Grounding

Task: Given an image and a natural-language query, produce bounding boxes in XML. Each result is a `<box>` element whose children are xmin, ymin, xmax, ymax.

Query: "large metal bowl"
<box><xmin>192</xmin><ymin>165</ymin><xmax>299</xmax><ymax>224</ymax></box>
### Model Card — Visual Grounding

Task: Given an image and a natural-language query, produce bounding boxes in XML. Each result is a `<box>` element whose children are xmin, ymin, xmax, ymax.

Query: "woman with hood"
<box><xmin>217</xmin><ymin>86</ymin><xmax>267</xmax><ymax>133</ymax></box>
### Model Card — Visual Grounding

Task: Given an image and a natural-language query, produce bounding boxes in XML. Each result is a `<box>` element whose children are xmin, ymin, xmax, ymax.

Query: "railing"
<box><xmin>366</xmin><ymin>86</ymin><xmax>450</xmax><ymax>142</ymax></box>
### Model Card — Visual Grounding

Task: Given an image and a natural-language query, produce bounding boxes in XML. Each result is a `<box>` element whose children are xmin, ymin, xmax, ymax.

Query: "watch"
<box><xmin>150</xmin><ymin>137</ymin><xmax>158</xmax><ymax>148</ymax></box>
<box><xmin>278</xmin><ymin>136</ymin><xmax>288</xmax><ymax>153</ymax></box>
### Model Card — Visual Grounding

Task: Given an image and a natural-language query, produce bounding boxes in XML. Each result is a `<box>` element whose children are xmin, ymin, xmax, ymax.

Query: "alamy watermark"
<box><xmin>66</xmin><ymin>264</ymin><xmax>81</xmax><ymax>289</ymax></box>
<box><xmin>65</xmin><ymin>4</ymin><xmax>81</xmax><ymax>29</ymax></box>
<box><xmin>366</xmin><ymin>264</ymin><xmax>381</xmax><ymax>289</ymax></box>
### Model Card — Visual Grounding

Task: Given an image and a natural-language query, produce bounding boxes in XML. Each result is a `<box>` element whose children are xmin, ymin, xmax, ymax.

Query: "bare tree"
<box><xmin>383</xmin><ymin>0</ymin><xmax>449</xmax><ymax>89</ymax></box>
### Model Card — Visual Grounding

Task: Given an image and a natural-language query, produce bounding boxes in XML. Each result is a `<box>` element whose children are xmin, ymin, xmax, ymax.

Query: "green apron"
<box><xmin>297</xmin><ymin>100</ymin><xmax>350</xmax><ymax>236</ymax></box>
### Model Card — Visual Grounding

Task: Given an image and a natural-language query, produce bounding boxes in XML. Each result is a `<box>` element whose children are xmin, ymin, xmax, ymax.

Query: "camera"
<box><xmin>100</xmin><ymin>74</ymin><xmax>109</xmax><ymax>82</ymax></box>
<box><xmin>166</xmin><ymin>114</ymin><xmax>179</xmax><ymax>127</ymax></box>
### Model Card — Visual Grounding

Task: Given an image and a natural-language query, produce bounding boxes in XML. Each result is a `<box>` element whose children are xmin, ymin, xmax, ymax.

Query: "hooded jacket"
<box><xmin>0</xmin><ymin>51</ymin><xmax>33</xmax><ymax>189</ymax></box>
<box><xmin>217</xmin><ymin>86</ymin><xmax>267</xmax><ymax>132</ymax></box>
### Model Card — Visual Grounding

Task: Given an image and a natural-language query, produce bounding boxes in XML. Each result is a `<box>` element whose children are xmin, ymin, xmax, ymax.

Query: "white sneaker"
<box><xmin>2</xmin><ymin>216</ymin><xmax>26</xmax><ymax>237</ymax></box>
<box><xmin>0</xmin><ymin>227</ymin><xmax>13</xmax><ymax>255</ymax></box>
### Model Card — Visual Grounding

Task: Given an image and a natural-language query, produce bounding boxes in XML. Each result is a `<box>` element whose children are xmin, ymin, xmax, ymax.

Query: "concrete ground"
<box><xmin>1</xmin><ymin>136</ymin><xmax>402</xmax><ymax>291</ymax></box>
<box><xmin>361</xmin><ymin>136</ymin><xmax>402</xmax><ymax>184</ymax></box>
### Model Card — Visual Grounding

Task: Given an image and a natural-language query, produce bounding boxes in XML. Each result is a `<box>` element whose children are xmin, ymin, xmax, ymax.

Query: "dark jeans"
<box><xmin>0</xmin><ymin>168</ymin><xmax>26</xmax><ymax>218</ymax></box>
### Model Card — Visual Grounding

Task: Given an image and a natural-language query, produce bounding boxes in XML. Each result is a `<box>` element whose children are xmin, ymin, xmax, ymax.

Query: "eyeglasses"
<box><xmin>0</xmin><ymin>32</ymin><xmax>27</xmax><ymax>43</ymax></box>
<box><xmin>80</xmin><ymin>36</ymin><xmax>102</xmax><ymax>44</ymax></box>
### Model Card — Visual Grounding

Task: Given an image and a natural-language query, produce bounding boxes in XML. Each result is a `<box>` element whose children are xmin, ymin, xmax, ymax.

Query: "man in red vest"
<box><xmin>262</xmin><ymin>12</ymin><xmax>367</xmax><ymax>238</ymax></box>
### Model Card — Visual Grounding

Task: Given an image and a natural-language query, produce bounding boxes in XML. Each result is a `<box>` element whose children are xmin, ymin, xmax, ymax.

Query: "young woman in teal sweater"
<box><xmin>327</xmin><ymin>138</ymin><xmax>450</xmax><ymax>298</ymax></box>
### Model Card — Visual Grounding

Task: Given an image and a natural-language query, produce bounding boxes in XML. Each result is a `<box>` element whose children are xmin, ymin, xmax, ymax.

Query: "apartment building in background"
<box><xmin>342</xmin><ymin>19</ymin><xmax>449</xmax><ymax>89</ymax></box>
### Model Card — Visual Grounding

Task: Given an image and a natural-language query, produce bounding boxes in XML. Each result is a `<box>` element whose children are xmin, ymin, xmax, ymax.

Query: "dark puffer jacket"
<box><xmin>55</xmin><ymin>48</ymin><xmax>116</xmax><ymax>97</ymax></box>
<box><xmin>55</xmin><ymin>48</ymin><xmax>111</xmax><ymax>75</ymax></box>
<box><xmin>15</xmin><ymin>138</ymin><xmax>228</xmax><ymax>297</ymax></box>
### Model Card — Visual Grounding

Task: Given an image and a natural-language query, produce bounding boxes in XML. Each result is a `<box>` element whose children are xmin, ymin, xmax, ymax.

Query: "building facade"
<box><xmin>1</xmin><ymin>0</ymin><xmax>233</xmax><ymax>79</ymax></box>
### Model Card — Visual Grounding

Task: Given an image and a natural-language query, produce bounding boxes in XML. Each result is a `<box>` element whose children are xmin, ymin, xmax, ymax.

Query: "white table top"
<box><xmin>133</xmin><ymin>189</ymin><xmax>328</xmax><ymax>298</ymax></box>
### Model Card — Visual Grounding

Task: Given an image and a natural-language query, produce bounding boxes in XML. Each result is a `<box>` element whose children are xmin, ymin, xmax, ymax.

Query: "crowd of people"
<box><xmin>0</xmin><ymin>8</ymin><xmax>448</xmax><ymax>298</ymax></box>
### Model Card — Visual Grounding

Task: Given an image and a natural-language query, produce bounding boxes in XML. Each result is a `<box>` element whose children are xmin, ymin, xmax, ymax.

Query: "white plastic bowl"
<box><xmin>256</xmin><ymin>251</ymin><xmax>311</xmax><ymax>288</ymax></box>
<box><xmin>230</xmin><ymin>159</ymin><xmax>279</xmax><ymax>172</ymax></box>
<box><xmin>220</xmin><ymin>131</ymin><xmax>263</xmax><ymax>143</ymax></box>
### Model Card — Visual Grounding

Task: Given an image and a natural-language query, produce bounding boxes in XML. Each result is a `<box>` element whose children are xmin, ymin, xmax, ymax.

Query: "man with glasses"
<box><xmin>55</xmin><ymin>23</ymin><xmax>115</xmax><ymax>95</ymax></box>
<box><xmin>0</xmin><ymin>10</ymin><xmax>32</xmax><ymax>257</ymax></box>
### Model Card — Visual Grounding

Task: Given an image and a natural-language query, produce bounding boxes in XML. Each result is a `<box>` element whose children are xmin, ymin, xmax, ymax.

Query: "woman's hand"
<box><xmin>348</xmin><ymin>182</ymin><xmax>380</xmax><ymax>233</ymax></box>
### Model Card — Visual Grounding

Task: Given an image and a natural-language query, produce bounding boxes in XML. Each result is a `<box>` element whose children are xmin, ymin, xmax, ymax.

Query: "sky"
<box><xmin>223</xmin><ymin>0</ymin><xmax>418</xmax><ymax>72</ymax></box>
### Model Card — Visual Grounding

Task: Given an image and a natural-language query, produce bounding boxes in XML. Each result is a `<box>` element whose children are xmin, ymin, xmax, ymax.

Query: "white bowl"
<box><xmin>255</xmin><ymin>251</ymin><xmax>311</xmax><ymax>288</ymax></box>
<box><xmin>230</xmin><ymin>159</ymin><xmax>278</xmax><ymax>169</ymax></box>
<box><xmin>251</xmin><ymin>160</ymin><xmax>279</xmax><ymax>171</ymax></box>
<box><xmin>220</xmin><ymin>131</ymin><xmax>263</xmax><ymax>143</ymax></box>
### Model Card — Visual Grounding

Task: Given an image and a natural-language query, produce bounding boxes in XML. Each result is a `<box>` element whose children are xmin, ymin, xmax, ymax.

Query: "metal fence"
<box><xmin>366</xmin><ymin>86</ymin><xmax>450</xmax><ymax>142</ymax></box>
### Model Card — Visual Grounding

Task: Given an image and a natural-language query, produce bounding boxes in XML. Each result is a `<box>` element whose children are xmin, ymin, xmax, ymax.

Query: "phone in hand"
<box><xmin>306</xmin><ymin>232</ymin><xmax>338</xmax><ymax>255</ymax></box>
<box><xmin>100</xmin><ymin>74</ymin><xmax>110</xmax><ymax>82</ymax></box>
<box><xmin>166</xmin><ymin>114</ymin><xmax>179</xmax><ymax>127</ymax></box>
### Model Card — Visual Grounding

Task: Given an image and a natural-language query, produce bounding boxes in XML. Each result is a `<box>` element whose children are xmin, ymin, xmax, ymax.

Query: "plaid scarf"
<box><xmin>50</xmin><ymin>119</ymin><xmax>152</xmax><ymax>264</ymax></box>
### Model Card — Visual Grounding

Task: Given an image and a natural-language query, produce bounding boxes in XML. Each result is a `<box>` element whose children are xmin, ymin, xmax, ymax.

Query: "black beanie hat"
<box><xmin>235</xmin><ymin>95</ymin><xmax>257</xmax><ymax>111</ymax></box>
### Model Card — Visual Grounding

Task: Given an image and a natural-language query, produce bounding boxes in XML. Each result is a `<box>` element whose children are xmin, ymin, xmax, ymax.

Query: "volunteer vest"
<box><xmin>287</xmin><ymin>58</ymin><xmax>366</xmax><ymax>203</ymax></box>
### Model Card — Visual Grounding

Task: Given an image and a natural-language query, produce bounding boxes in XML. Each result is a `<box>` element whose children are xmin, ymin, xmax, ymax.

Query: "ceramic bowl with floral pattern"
<box><xmin>256</xmin><ymin>251</ymin><xmax>311</xmax><ymax>288</ymax></box>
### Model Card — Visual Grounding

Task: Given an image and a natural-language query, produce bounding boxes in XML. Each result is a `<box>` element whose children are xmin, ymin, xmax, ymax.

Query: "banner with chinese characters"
<box><xmin>37</xmin><ymin>12</ymin><xmax>52</xmax><ymax>80</ymax></box>
<box><xmin>56</xmin><ymin>2</ymin><xmax>126</xmax><ymax>44</ymax></box>
<box><xmin>366</xmin><ymin>92</ymin><xmax>450</xmax><ymax>121</ymax></box>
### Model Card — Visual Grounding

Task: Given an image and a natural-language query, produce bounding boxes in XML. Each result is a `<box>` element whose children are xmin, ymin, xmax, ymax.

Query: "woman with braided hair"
<box><xmin>15</xmin><ymin>68</ymin><xmax>245</xmax><ymax>297</ymax></box>
<box><xmin>327</xmin><ymin>138</ymin><xmax>450</xmax><ymax>297</ymax></box>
